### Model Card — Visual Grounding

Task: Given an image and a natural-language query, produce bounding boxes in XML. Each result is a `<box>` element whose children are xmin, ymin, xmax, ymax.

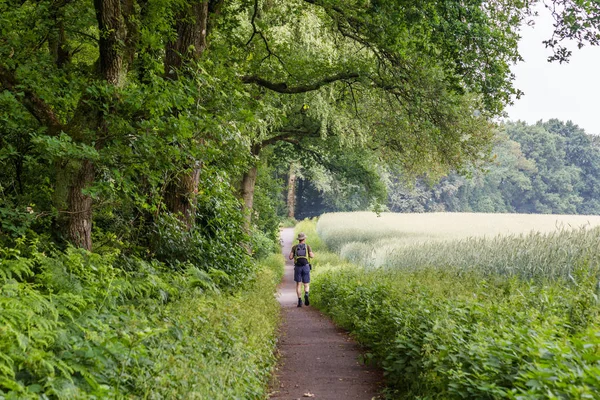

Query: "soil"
<box><xmin>269</xmin><ymin>228</ymin><xmax>383</xmax><ymax>400</ymax></box>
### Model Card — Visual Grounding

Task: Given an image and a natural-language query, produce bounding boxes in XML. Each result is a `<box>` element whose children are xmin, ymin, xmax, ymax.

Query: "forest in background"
<box><xmin>293</xmin><ymin>119</ymin><xmax>600</xmax><ymax>218</ymax></box>
<box><xmin>387</xmin><ymin>119</ymin><xmax>600</xmax><ymax>215</ymax></box>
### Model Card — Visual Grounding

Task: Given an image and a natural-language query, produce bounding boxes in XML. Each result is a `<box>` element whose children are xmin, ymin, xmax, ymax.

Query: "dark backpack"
<box><xmin>295</xmin><ymin>243</ymin><xmax>307</xmax><ymax>258</ymax></box>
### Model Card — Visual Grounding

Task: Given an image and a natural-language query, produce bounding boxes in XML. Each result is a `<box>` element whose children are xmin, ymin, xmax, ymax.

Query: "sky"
<box><xmin>504</xmin><ymin>6</ymin><xmax>600</xmax><ymax>135</ymax></box>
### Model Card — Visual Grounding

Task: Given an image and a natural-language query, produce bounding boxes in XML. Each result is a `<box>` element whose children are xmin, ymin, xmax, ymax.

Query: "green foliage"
<box><xmin>294</xmin><ymin>218</ymin><xmax>325</xmax><ymax>253</ymax></box>
<box><xmin>344</xmin><ymin>227</ymin><xmax>600</xmax><ymax>282</ymax></box>
<box><xmin>0</xmin><ymin>245</ymin><xmax>283</xmax><ymax>398</ymax></box>
<box><xmin>252</xmin><ymin>157</ymin><xmax>287</xmax><ymax>242</ymax></box>
<box><xmin>306</xmin><ymin>216</ymin><xmax>600</xmax><ymax>398</ymax></box>
<box><xmin>250</xmin><ymin>228</ymin><xmax>280</xmax><ymax>261</ymax></box>
<box><xmin>149</xmin><ymin>169</ymin><xmax>253</xmax><ymax>286</ymax></box>
<box><xmin>279</xmin><ymin>217</ymin><xmax>298</xmax><ymax>228</ymax></box>
<box><xmin>387</xmin><ymin>120</ymin><xmax>600</xmax><ymax>215</ymax></box>
<box><xmin>312</xmin><ymin>261</ymin><xmax>600</xmax><ymax>399</ymax></box>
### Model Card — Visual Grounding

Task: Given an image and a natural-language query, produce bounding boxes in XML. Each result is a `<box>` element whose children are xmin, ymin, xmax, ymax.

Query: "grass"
<box><xmin>317</xmin><ymin>211</ymin><xmax>600</xmax><ymax>250</ymax></box>
<box><xmin>317</xmin><ymin>212</ymin><xmax>600</xmax><ymax>281</ymax></box>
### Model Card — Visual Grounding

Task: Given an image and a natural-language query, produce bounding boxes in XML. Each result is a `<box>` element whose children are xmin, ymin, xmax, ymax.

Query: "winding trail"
<box><xmin>270</xmin><ymin>228</ymin><xmax>383</xmax><ymax>400</ymax></box>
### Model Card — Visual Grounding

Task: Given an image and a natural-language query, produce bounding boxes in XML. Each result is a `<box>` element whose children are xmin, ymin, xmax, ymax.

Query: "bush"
<box><xmin>312</xmin><ymin>264</ymin><xmax>600</xmax><ymax>399</ymax></box>
<box><xmin>303</xmin><ymin>217</ymin><xmax>600</xmax><ymax>399</ymax></box>
<box><xmin>250</xmin><ymin>228</ymin><xmax>280</xmax><ymax>261</ymax></box>
<box><xmin>0</xmin><ymin>244</ymin><xmax>283</xmax><ymax>399</ymax></box>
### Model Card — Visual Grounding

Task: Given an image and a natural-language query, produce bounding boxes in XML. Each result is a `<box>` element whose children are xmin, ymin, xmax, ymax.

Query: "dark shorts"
<box><xmin>294</xmin><ymin>264</ymin><xmax>311</xmax><ymax>283</ymax></box>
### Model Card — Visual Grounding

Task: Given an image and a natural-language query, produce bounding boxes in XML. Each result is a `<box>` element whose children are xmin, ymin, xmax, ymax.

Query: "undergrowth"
<box><xmin>0</xmin><ymin>241</ymin><xmax>283</xmax><ymax>399</ymax></box>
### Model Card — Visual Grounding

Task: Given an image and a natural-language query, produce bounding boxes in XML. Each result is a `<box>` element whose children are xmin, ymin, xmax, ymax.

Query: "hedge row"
<box><xmin>312</xmin><ymin>264</ymin><xmax>600</xmax><ymax>399</ymax></box>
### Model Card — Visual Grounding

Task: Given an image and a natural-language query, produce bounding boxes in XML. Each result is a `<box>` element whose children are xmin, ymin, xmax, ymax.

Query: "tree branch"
<box><xmin>246</xmin><ymin>0</ymin><xmax>260</xmax><ymax>46</ymax></box>
<box><xmin>0</xmin><ymin>65</ymin><xmax>64</xmax><ymax>133</ymax></box>
<box><xmin>241</xmin><ymin>72</ymin><xmax>360</xmax><ymax>93</ymax></box>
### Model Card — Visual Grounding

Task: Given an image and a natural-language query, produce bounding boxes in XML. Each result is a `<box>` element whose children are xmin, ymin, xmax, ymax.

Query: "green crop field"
<box><xmin>317</xmin><ymin>212</ymin><xmax>600</xmax><ymax>281</ymax></box>
<box><xmin>302</xmin><ymin>213</ymin><xmax>600</xmax><ymax>399</ymax></box>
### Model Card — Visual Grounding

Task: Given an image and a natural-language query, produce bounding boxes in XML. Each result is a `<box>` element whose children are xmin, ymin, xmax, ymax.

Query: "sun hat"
<box><xmin>297</xmin><ymin>232</ymin><xmax>307</xmax><ymax>240</ymax></box>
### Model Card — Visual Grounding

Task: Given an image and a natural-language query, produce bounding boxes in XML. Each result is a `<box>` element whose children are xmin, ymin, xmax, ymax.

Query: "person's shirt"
<box><xmin>291</xmin><ymin>243</ymin><xmax>312</xmax><ymax>266</ymax></box>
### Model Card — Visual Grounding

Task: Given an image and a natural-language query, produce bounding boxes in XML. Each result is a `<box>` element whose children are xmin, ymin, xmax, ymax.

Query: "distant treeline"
<box><xmin>387</xmin><ymin>120</ymin><xmax>600</xmax><ymax>215</ymax></box>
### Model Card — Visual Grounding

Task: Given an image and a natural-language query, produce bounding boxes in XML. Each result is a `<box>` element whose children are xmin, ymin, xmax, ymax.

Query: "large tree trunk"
<box><xmin>66</xmin><ymin>160</ymin><xmax>95</xmax><ymax>250</ymax></box>
<box><xmin>165</xmin><ymin>2</ymin><xmax>209</xmax><ymax>76</ymax></box>
<box><xmin>163</xmin><ymin>1</ymin><xmax>210</xmax><ymax>227</ymax></box>
<box><xmin>54</xmin><ymin>0</ymin><xmax>127</xmax><ymax>250</ymax></box>
<box><xmin>240</xmin><ymin>165</ymin><xmax>258</xmax><ymax>230</ymax></box>
<box><xmin>164</xmin><ymin>165</ymin><xmax>201</xmax><ymax>229</ymax></box>
<box><xmin>94</xmin><ymin>0</ymin><xmax>126</xmax><ymax>86</ymax></box>
<box><xmin>287</xmin><ymin>163</ymin><xmax>297</xmax><ymax>219</ymax></box>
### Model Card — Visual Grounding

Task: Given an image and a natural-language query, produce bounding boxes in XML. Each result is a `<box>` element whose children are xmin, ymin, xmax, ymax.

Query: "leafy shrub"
<box><xmin>0</xmin><ymin>244</ymin><xmax>283</xmax><ymax>399</ymax></box>
<box><xmin>150</xmin><ymin>210</ymin><xmax>252</xmax><ymax>287</ymax></box>
<box><xmin>312</xmin><ymin>262</ymin><xmax>600</xmax><ymax>399</ymax></box>
<box><xmin>278</xmin><ymin>217</ymin><xmax>297</xmax><ymax>228</ymax></box>
<box><xmin>250</xmin><ymin>228</ymin><xmax>280</xmax><ymax>260</ymax></box>
<box><xmin>304</xmin><ymin>215</ymin><xmax>600</xmax><ymax>399</ymax></box>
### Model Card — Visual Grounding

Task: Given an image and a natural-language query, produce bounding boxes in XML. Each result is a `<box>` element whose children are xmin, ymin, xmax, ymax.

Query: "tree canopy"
<box><xmin>1</xmin><ymin>0</ymin><xmax>599</xmax><ymax>250</ymax></box>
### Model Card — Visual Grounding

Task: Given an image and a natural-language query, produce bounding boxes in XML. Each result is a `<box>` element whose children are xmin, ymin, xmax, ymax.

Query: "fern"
<box><xmin>0</xmin><ymin>249</ymin><xmax>35</xmax><ymax>282</ymax></box>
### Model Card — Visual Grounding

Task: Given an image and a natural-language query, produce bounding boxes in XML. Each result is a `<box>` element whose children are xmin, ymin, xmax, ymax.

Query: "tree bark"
<box><xmin>55</xmin><ymin>0</ymin><xmax>128</xmax><ymax>250</ymax></box>
<box><xmin>163</xmin><ymin>1</ymin><xmax>210</xmax><ymax>227</ymax></box>
<box><xmin>94</xmin><ymin>0</ymin><xmax>126</xmax><ymax>86</ymax></box>
<box><xmin>1</xmin><ymin>0</ymin><xmax>132</xmax><ymax>250</ymax></box>
<box><xmin>287</xmin><ymin>163</ymin><xmax>297</xmax><ymax>219</ymax></box>
<box><xmin>66</xmin><ymin>160</ymin><xmax>95</xmax><ymax>250</ymax></box>
<box><xmin>165</xmin><ymin>1</ymin><xmax>209</xmax><ymax>77</ymax></box>
<box><xmin>164</xmin><ymin>165</ymin><xmax>201</xmax><ymax>230</ymax></box>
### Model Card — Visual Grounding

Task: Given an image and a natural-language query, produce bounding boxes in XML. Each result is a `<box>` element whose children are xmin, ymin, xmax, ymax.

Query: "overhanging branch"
<box><xmin>241</xmin><ymin>72</ymin><xmax>360</xmax><ymax>93</ymax></box>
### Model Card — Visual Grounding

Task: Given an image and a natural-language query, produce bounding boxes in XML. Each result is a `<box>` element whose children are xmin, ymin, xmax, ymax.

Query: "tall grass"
<box><xmin>318</xmin><ymin>212</ymin><xmax>600</xmax><ymax>281</ymax></box>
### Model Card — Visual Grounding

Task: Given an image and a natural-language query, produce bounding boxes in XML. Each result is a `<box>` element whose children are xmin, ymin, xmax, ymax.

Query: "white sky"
<box><xmin>505</xmin><ymin>6</ymin><xmax>600</xmax><ymax>135</ymax></box>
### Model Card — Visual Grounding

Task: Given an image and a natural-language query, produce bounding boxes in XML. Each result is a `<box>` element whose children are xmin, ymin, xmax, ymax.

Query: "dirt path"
<box><xmin>270</xmin><ymin>228</ymin><xmax>383</xmax><ymax>400</ymax></box>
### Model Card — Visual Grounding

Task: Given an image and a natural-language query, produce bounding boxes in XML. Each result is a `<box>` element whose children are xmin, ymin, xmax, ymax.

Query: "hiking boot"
<box><xmin>297</xmin><ymin>298</ymin><xmax>302</xmax><ymax>307</ymax></box>
<box><xmin>304</xmin><ymin>293</ymin><xmax>310</xmax><ymax>306</ymax></box>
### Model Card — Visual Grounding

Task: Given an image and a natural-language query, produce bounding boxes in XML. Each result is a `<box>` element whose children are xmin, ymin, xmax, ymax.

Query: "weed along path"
<box><xmin>270</xmin><ymin>228</ymin><xmax>382</xmax><ymax>400</ymax></box>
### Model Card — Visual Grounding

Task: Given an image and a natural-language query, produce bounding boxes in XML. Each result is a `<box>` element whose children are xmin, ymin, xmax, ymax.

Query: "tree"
<box><xmin>3</xmin><ymin>0</ymin><xmax>599</xmax><ymax>252</ymax></box>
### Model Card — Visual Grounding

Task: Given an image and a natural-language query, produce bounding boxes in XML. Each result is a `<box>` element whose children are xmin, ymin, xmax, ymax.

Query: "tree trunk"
<box><xmin>66</xmin><ymin>160</ymin><xmax>95</xmax><ymax>250</ymax></box>
<box><xmin>163</xmin><ymin>1</ymin><xmax>210</xmax><ymax>227</ymax></box>
<box><xmin>164</xmin><ymin>165</ymin><xmax>201</xmax><ymax>229</ymax></box>
<box><xmin>165</xmin><ymin>1</ymin><xmax>209</xmax><ymax>77</ymax></box>
<box><xmin>54</xmin><ymin>0</ymin><xmax>128</xmax><ymax>250</ymax></box>
<box><xmin>94</xmin><ymin>0</ymin><xmax>125</xmax><ymax>86</ymax></box>
<box><xmin>240</xmin><ymin>165</ymin><xmax>258</xmax><ymax>230</ymax></box>
<box><xmin>287</xmin><ymin>163</ymin><xmax>297</xmax><ymax>219</ymax></box>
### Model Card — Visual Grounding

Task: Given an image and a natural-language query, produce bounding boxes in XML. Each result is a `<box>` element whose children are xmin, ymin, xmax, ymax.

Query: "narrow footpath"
<box><xmin>270</xmin><ymin>228</ymin><xmax>383</xmax><ymax>400</ymax></box>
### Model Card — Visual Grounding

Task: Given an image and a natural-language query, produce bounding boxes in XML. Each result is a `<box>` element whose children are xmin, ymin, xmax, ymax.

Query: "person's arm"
<box><xmin>308</xmin><ymin>245</ymin><xmax>315</xmax><ymax>259</ymax></box>
<box><xmin>289</xmin><ymin>245</ymin><xmax>295</xmax><ymax>260</ymax></box>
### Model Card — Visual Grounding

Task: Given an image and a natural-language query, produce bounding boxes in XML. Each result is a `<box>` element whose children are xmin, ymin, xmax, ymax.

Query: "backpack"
<box><xmin>295</xmin><ymin>243</ymin><xmax>307</xmax><ymax>258</ymax></box>
<box><xmin>294</xmin><ymin>243</ymin><xmax>311</xmax><ymax>268</ymax></box>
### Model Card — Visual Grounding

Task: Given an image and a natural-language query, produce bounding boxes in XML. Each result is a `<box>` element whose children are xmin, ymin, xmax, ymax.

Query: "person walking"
<box><xmin>289</xmin><ymin>232</ymin><xmax>315</xmax><ymax>307</ymax></box>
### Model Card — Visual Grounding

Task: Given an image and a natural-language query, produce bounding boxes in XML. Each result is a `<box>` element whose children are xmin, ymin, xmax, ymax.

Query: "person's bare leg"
<box><xmin>304</xmin><ymin>283</ymin><xmax>310</xmax><ymax>305</ymax></box>
<box><xmin>296</xmin><ymin>282</ymin><xmax>302</xmax><ymax>298</ymax></box>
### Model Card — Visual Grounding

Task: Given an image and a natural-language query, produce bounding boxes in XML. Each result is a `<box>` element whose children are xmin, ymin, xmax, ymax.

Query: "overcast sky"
<box><xmin>505</xmin><ymin>7</ymin><xmax>600</xmax><ymax>135</ymax></box>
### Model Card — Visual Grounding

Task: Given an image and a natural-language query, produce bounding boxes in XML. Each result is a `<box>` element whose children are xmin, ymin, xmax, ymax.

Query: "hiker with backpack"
<box><xmin>289</xmin><ymin>232</ymin><xmax>315</xmax><ymax>307</ymax></box>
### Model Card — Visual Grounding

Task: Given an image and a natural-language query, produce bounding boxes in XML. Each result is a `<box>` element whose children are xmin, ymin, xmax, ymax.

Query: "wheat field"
<box><xmin>316</xmin><ymin>212</ymin><xmax>600</xmax><ymax>280</ymax></box>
